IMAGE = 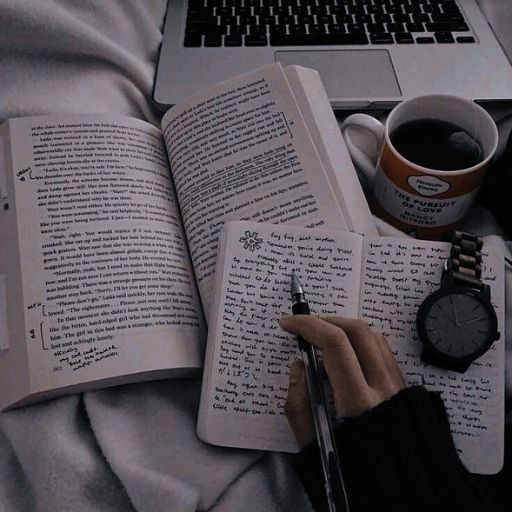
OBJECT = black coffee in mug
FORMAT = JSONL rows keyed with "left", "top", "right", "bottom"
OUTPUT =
{"left": 390, "top": 119, "right": 483, "bottom": 171}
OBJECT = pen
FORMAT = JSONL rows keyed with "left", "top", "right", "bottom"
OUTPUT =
{"left": 290, "top": 272, "right": 350, "bottom": 512}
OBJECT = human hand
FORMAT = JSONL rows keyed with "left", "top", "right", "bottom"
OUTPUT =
{"left": 279, "top": 316, "right": 405, "bottom": 448}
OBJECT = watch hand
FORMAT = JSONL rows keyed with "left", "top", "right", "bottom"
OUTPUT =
{"left": 450, "top": 296, "right": 460, "bottom": 327}
{"left": 457, "top": 317, "right": 486, "bottom": 327}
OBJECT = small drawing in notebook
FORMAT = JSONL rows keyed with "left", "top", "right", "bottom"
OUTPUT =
{"left": 239, "top": 231, "right": 263, "bottom": 251}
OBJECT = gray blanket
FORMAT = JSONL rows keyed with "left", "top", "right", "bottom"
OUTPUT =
{"left": 0, "top": 1, "right": 510, "bottom": 511}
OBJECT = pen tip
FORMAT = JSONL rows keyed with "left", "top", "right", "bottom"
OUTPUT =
{"left": 291, "top": 271, "right": 303, "bottom": 295}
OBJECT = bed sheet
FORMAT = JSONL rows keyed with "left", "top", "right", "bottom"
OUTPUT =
{"left": 0, "top": 1, "right": 510, "bottom": 511}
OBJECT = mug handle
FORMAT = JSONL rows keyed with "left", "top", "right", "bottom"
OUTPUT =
{"left": 340, "top": 114, "right": 386, "bottom": 192}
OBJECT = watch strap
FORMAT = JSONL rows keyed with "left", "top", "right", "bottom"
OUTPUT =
{"left": 445, "top": 231, "right": 484, "bottom": 290}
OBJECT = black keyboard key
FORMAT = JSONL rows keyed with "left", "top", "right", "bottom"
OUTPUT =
{"left": 260, "top": 15, "right": 277, "bottom": 25}
{"left": 245, "top": 34, "right": 268, "bottom": 46}
{"left": 443, "top": 3, "right": 463, "bottom": 14}
{"left": 311, "top": 5, "right": 330, "bottom": 15}
{"left": 203, "top": 25, "right": 228, "bottom": 35}
{"left": 270, "top": 33, "right": 369, "bottom": 45}
{"left": 375, "top": 13, "right": 392, "bottom": 23}
{"left": 269, "top": 24, "right": 287, "bottom": 35}
{"left": 331, "top": 6, "right": 349, "bottom": 16}
{"left": 347, "top": 23, "right": 365, "bottom": 33}
{"left": 387, "top": 22, "right": 405, "bottom": 32}
{"left": 249, "top": 25, "right": 267, "bottom": 35}
{"left": 366, "top": 23, "right": 386, "bottom": 33}
{"left": 309, "top": 24, "right": 327, "bottom": 34}
{"left": 186, "top": 9, "right": 208, "bottom": 23}
{"left": 233, "top": 6, "right": 251, "bottom": 16}
{"left": 412, "top": 13, "right": 431, "bottom": 23}
{"left": 327, "top": 24, "right": 346, "bottom": 34}
{"left": 297, "top": 14, "right": 315, "bottom": 25}
{"left": 456, "top": 36, "right": 475, "bottom": 43}
{"left": 230, "top": 25, "right": 248, "bottom": 35}
{"left": 219, "top": 15, "right": 237, "bottom": 25}
{"left": 239, "top": 15, "right": 255, "bottom": 25}
{"left": 404, "top": 4, "right": 423, "bottom": 14}
{"left": 395, "top": 32, "right": 414, "bottom": 44}
{"left": 185, "top": 23, "right": 201, "bottom": 35}
{"left": 393, "top": 13, "right": 411, "bottom": 23}
{"left": 406, "top": 22, "right": 425, "bottom": 32}
{"left": 290, "top": 24, "right": 307, "bottom": 34}
{"left": 370, "top": 32, "right": 394, "bottom": 44}
{"left": 274, "top": 6, "right": 290, "bottom": 16}
{"left": 318, "top": 14, "right": 336, "bottom": 24}
{"left": 217, "top": 7, "right": 232, "bottom": 16}
{"left": 224, "top": 34, "right": 243, "bottom": 46}
{"left": 416, "top": 36, "right": 435, "bottom": 44}
{"left": 367, "top": 5, "right": 385, "bottom": 14}
{"left": 204, "top": 34, "right": 222, "bottom": 46}
{"left": 434, "top": 31, "right": 455, "bottom": 43}
{"left": 336, "top": 14, "right": 354, "bottom": 24}
{"left": 386, "top": 5, "right": 404, "bottom": 14}
{"left": 276, "top": 14, "right": 295, "bottom": 24}
{"left": 290, "top": 5, "right": 310, "bottom": 16}
{"left": 184, "top": 35, "right": 202, "bottom": 47}
{"left": 425, "top": 22, "right": 469, "bottom": 32}
{"left": 354, "top": 13, "right": 373, "bottom": 23}
{"left": 431, "top": 13, "right": 464, "bottom": 23}
{"left": 201, "top": 15, "right": 220, "bottom": 27}
{"left": 347, "top": 5, "right": 366, "bottom": 15}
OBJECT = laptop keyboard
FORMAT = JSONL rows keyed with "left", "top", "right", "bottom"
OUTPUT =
{"left": 184, "top": 0, "right": 475, "bottom": 47}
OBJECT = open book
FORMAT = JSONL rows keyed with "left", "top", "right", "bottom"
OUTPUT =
{"left": 198, "top": 221, "right": 505, "bottom": 475}
{"left": 0, "top": 63, "right": 375, "bottom": 410}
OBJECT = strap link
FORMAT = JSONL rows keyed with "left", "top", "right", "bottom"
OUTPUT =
{"left": 446, "top": 231, "right": 484, "bottom": 289}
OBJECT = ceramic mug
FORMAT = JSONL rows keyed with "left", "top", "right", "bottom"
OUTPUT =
{"left": 341, "top": 95, "right": 499, "bottom": 238}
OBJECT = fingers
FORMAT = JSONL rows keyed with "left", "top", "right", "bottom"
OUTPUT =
{"left": 280, "top": 315, "right": 367, "bottom": 390}
{"left": 280, "top": 315, "right": 377, "bottom": 416}
{"left": 280, "top": 315, "right": 405, "bottom": 418}
{"left": 284, "top": 360, "right": 314, "bottom": 448}
{"left": 373, "top": 332, "right": 406, "bottom": 392}
{"left": 322, "top": 317, "right": 404, "bottom": 396}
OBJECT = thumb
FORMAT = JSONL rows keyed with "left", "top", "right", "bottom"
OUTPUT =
{"left": 285, "top": 360, "right": 314, "bottom": 448}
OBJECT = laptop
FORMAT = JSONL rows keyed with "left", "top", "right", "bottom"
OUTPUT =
{"left": 153, "top": 0, "right": 512, "bottom": 110}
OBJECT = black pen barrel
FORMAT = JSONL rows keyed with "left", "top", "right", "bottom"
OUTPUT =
{"left": 292, "top": 301, "right": 310, "bottom": 316}
{"left": 292, "top": 300, "right": 310, "bottom": 351}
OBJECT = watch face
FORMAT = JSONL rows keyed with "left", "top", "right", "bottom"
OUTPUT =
{"left": 422, "top": 292, "right": 494, "bottom": 359}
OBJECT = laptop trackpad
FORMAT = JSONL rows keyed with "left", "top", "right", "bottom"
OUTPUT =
{"left": 275, "top": 50, "right": 401, "bottom": 100}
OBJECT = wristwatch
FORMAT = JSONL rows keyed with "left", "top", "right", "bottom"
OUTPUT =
{"left": 416, "top": 231, "right": 500, "bottom": 373}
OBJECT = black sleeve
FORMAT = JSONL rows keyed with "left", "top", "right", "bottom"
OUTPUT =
{"left": 292, "top": 386, "right": 505, "bottom": 512}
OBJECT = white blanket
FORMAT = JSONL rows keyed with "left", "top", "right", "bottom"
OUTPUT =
{"left": 0, "top": 1, "right": 510, "bottom": 511}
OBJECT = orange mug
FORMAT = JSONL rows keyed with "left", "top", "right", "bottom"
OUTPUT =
{"left": 341, "top": 95, "right": 499, "bottom": 239}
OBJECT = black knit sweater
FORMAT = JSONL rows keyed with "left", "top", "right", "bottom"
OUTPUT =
{"left": 293, "top": 386, "right": 511, "bottom": 512}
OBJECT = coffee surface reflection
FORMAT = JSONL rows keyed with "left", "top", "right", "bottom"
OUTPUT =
{"left": 390, "top": 119, "right": 483, "bottom": 171}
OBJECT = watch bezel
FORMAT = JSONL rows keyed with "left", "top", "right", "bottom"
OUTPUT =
{"left": 417, "top": 285, "right": 499, "bottom": 367}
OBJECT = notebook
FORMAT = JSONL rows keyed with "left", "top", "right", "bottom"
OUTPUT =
{"left": 154, "top": 0, "right": 512, "bottom": 110}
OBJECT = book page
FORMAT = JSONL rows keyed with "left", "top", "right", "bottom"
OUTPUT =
{"left": 7, "top": 114, "right": 205, "bottom": 393}
{"left": 359, "top": 237, "right": 505, "bottom": 474}
{"left": 161, "top": 63, "right": 348, "bottom": 319}
{"left": 198, "top": 221, "right": 363, "bottom": 451}
{"left": 0, "top": 135, "right": 8, "bottom": 350}
{"left": 283, "top": 66, "right": 377, "bottom": 236}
